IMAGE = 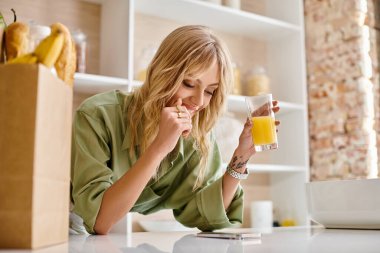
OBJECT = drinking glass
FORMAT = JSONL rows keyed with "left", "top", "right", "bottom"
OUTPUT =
{"left": 245, "top": 94, "right": 278, "bottom": 152}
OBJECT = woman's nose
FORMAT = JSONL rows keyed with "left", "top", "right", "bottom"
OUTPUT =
{"left": 191, "top": 91, "right": 204, "bottom": 107}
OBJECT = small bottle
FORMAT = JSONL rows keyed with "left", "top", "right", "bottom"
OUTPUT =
{"left": 223, "top": 0, "right": 240, "bottom": 9}
{"left": 231, "top": 62, "right": 242, "bottom": 95}
{"left": 272, "top": 207, "right": 281, "bottom": 227}
{"left": 72, "top": 30, "right": 87, "bottom": 73}
{"left": 28, "top": 22, "right": 51, "bottom": 52}
{"left": 245, "top": 66, "right": 270, "bottom": 96}
{"left": 281, "top": 207, "right": 296, "bottom": 227}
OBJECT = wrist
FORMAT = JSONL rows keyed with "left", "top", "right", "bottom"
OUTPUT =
{"left": 233, "top": 147, "right": 251, "bottom": 160}
{"left": 228, "top": 153, "right": 249, "bottom": 174}
{"left": 226, "top": 165, "right": 249, "bottom": 180}
{"left": 148, "top": 139, "right": 170, "bottom": 161}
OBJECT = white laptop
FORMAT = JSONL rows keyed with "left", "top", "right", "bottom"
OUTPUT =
{"left": 306, "top": 178, "right": 380, "bottom": 229}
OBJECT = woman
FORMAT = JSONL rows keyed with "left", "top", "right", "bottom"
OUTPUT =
{"left": 70, "top": 25, "right": 279, "bottom": 235}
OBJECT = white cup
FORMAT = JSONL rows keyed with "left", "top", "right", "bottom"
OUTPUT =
{"left": 250, "top": 201, "right": 273, "bottom": 229}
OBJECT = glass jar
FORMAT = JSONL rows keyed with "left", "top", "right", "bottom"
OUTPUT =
{"left": 135, "top": 45, "right": 157, "bottom": 82}
{"left": 222, "top": 0, "right": 240, "bottom": 9}
{"left": 0, "top": 21, "right": 5, "bottom": 63}
{"left": 231, "top": 62, "right": 242, "bottom": 95}
{"left": 28, "top": 23, "right": 51, "bottom": 52}
{"left": 245, "top": 66, "right": 270, "bottom": 96}
{"left": 72, "top": 30, "right": 87, "bottom": 73}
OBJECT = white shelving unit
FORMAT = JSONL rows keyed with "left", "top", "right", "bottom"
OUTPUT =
{"left": 74, "top": 73, "right": 141, "bottom": 94}
{"left": 79, "top": 0, "right": 309, "bottom": 229}
{"left": 222, "top": 163, "right": 305, "bottom": 173}
{"left": 227, "top": 94, "right": 305, "bottom": 115}
{"left": 135, "top": 0, "right": 300, "bottom": 40}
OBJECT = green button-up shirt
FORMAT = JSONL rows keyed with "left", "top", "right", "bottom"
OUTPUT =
{"left": 71, "top": 90, "right": 243, "bottom": 234}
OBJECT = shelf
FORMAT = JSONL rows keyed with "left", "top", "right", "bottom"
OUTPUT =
{"left": 81, "top": 0, "right": 102, "bottom": 4}
{"left": 135, "top": 0, "right": 300, "bottom": 41}
{"left": 227, "top": 94, "right": 305, "bottom": 116}
{"left": 74, "top": 73, "right": 142, "bottom": 94}
{"left": 222, "top": 163, "right": 305, "bottom": 173}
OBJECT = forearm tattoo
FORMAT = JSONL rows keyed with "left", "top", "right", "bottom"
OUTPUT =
{"left": 228, "top": 155, "right": 248, "bottom": 171}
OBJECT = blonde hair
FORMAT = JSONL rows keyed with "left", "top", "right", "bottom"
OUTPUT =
{"left": 126, "top": 25, "right": 233, "bottom": 190}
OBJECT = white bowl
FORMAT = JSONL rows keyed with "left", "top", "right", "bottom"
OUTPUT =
{"left": 138, "top": 220, "right": 196, "bottom": 232}
{"left": 306, "top": 178, "right": 380, "bottom": 229}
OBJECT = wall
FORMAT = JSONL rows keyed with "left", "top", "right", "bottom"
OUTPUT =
{"left": 374, "top": 0, "right": 380, "bottom": 177}
{"left": 304, "top": 0, "right": 380, "bottom": 180}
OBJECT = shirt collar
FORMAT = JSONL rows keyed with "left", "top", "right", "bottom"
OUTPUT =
{"left": 121, "top": 126, "right": 137, "bottom": 150}
{"left": 121, "top": 127, "right": 185, "bottom": 161}
{"left": 121, "top": 95, "right": 138, "bottom": 150}
{"left": 169, "top": 137, "right": 185, "bottom": 163}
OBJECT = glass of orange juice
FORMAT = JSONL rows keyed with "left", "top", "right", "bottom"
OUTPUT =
{"left": 245, "top": 94, "right": 278, "bottom": 152}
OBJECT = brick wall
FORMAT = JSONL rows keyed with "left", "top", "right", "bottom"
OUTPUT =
{"left": 304, "top": 0, "right": 380, "bottom": 180}
{"left": 371, "top": 0, "right": 380, "bottom": 177}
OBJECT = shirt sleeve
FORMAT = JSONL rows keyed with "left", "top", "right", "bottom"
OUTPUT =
{"left": 173, "top": 138, "right": 244, "bottom": 231}
{"left": 71, "top": 110, "right": 113, "bottom": 234}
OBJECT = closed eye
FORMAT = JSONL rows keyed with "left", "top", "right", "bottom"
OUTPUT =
{"left": 183, "top": 80, "right": 216, "bottom": 96}
{"left": 182, "top": 80, "right": 194, "bottom": 88}
{"left": 205, "top": 90, "right": 214, "bottom": 96}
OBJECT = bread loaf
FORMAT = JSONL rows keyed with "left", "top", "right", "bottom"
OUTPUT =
{"left": 5, "top": 22, "right": 29, "bottom": 61}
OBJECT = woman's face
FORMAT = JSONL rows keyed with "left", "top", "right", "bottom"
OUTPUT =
{"left": 168, "top": 61, "right": 219, "bottom": 118}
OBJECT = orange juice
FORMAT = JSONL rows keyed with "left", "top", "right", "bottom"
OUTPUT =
{"left": 251, "top": 116, "right": 276, "bottom": 145}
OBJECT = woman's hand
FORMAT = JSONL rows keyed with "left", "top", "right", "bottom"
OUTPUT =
{"left": 272, "top": 100, "right": 281, "bottom": 130}
{"left": 251, "top": 100, "right": 280, "bottom": 118}
{"left": 234, "top": 100, "right": 281, "bottom": 160}
{"left": 152, "top": 98, "right": 192, "bottom": 155}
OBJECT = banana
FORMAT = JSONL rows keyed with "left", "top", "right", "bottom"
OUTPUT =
{"left": 5, "top": 22, "right": 29, "bottom": 61}
{"left": 34, "top": 30, "right": 64, "bottom": 68}
{"left": 51, "top": 23, "right": 76, "bottom": 86}
{"left": 6, "top": 52, "right": 38, "bottom": 64}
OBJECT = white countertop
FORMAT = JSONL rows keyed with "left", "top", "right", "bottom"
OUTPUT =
{"left": 2, "top": 226, "right": 380, "bottom": 253}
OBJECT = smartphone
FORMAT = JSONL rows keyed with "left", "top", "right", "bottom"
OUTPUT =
{"left": 196, "top": 231, "right": 261, "bottom": 240}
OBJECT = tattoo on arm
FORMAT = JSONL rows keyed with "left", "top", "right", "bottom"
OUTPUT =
{"left": 228, "top": 156, "right": 248, "bottom": 171}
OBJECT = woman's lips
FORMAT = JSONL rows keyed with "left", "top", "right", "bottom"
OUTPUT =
{"left": 184, "top": 105, "right": 199, "bottom": 116}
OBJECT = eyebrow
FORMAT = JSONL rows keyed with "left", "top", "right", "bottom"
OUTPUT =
{"left": 194, "top": 78, "right": 219, "bottom": 87}
{"left": 185, "top": 76, "right": 219, "bottom": 87}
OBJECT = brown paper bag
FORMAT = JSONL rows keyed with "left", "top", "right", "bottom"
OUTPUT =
{"left": 0, "top": 64, "right": 72, "bottom": 249}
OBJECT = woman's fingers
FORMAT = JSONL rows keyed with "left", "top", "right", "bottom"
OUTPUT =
{"left": 272, "top": 106, "right": 280, "bottom": 113}
{"left": 253, "top": 101, "right": 280, "bottom": 117}
{"left": 252, "top": 102, "right": 270, "bottom": 117}
{"left": 176, "top": 112, "right": 192, "bottom": 137}
{"left": 275, "top": 120, "right": 280, "bottom": 126}
{"left": 174, "top": 97, "right": 191, "bottom": 117}
{"left": 175, "top": 111, "right": 190, "bottom": 119}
